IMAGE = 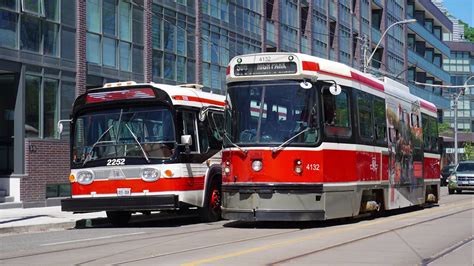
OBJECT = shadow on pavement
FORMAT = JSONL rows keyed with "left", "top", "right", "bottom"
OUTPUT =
{"left": 74, "top": 211, "right": 203, "bottom": 230}
{"left": 222, "top": 205, "right": 428, "bottom": 229}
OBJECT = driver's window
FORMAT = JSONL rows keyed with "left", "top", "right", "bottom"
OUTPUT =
{"left": 182, "top": 111, "right": 198, "bottom": 152}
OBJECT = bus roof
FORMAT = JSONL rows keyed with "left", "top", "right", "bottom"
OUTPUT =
{"left": 86, "top": 82, "right": 225, "bottom": 109}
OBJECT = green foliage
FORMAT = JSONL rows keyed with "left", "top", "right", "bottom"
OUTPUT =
{"left": 459, "top": 20, "right": 474, "bottom": 42}
{"left": 464, "top": 142, "right": 474, "bottom": 160}
{"left": 438, "top": 122, "right": 452, "bottom": 135}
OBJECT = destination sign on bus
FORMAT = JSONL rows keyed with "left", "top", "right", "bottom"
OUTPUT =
{"left": 234, "top": 62, "right": 297, "bottom": 76}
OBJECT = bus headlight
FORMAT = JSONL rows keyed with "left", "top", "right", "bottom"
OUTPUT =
{"left": 141, "top": 168, "right": 160, "bottom": 182}
{"left": 252, "top": 160, "right": 263, "bottom": 172}
{"left": 77, "top": 171, "right": 94, "bottom": 185}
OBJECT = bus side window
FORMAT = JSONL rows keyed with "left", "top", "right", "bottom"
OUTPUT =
{"left": 322, "top": 87, "right": 351, "bottom": 138}
{"left": 182, "top": 111, "right": 199, "bottom": 153}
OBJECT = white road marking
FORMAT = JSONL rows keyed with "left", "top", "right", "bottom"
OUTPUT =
{"left": 41, "top": 232, "right": 146, "bottom": 246}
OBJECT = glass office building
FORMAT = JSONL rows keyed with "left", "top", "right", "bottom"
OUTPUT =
{"left": 0, "top": 0, "right": 452, "bottom": 206}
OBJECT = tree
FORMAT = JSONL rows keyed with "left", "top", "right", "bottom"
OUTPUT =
{"left": 438, "top": 122, "right": 452, "bottom": 136}
{"left": 459, "top": 20, "right": 474, "bottom": 42}
{"left": 464, "top": 142, "right": 474, "bottom": 161}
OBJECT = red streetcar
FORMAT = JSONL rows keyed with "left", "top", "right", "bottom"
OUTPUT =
{"left": 221, "top": 53, "right": 440, "bottom": 221}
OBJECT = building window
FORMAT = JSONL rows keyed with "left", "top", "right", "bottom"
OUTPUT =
{"left": 21, "top": 15, "right": 41, "bottom": 53}
{"left": 22, "top": 0, "right": 44, "bottom": 15}
{"left": 44, "top": 0, "right": 59, "bottom": 21}
{"left": 119, "top": 0, "right": 131, "bottom": 41}
{"left": 25, "top": 74, "right": 61, "bottom": 139}
{"left": 61, "top": 27, "right": 75, "bottom": 60}
{"left": 86, "top": 0, "right": 101, "bottom": 33}
{"left": 44, "top": 22, "right": 59, "bottom": 56}
{"left": 119, "top": 41, "right": 131, "bottom": 71}
{"left": 0, "top": 10, "right": 18, "bottom": 49}
{"left": 43, "top": 78, "right": 59, "bottom": 138}
{"left": 25, "top": 75, "right": 41, "bottom": 138}
{"left": 86, "top": 33, "right": 101, "bottom": 64}
{"left": 103, "top": 37, "right": 116, "bottom": 67}
{"left": 103, "top": 0, "right": 116, "bottom": 36}
{"left": 61, "top": 0, "right": 75, "bottom": 27}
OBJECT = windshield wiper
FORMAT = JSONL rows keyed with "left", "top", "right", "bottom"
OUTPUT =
{"left": 272, "top": 127, "right": 311, "bottom": 154}
{"left": 224, "top": 132, "right": 247, "bottom": 155}
{"left": 82, "top": 124, "right": 115, "bottom": 166}
{"left": 125, "top": 123, "right": 150, "bottom": 163}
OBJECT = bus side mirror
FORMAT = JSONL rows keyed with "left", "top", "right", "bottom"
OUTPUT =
{"left": 181, "top": 135, "right": 192, "bottom": 153}
{"left": 57, "top": 119, "right": 72, "bottom": 135}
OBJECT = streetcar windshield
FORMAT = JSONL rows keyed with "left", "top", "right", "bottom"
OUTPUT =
{"left": 72, "top": 107, "right": 176, "bottom": 165}
{"left": 225, "top": 80, "right": 318, "bottom": 146}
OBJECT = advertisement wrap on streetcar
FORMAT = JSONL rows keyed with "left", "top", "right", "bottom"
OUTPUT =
{"left": 60, "top": 82, "right": 225, "bottom": 226}
{"left": 222, "top": 53, "right": 441, "bottom": 221}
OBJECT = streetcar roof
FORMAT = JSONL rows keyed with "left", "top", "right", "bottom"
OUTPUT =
{"left": 227, "top": 52, "right": 438, "bottom": 117}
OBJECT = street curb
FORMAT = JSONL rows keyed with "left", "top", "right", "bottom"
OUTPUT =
{"left": 0, "top": 221, "right": 76, "bottom": 235}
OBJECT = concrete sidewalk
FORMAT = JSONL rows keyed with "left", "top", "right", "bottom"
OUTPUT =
{"left": 0, "top": 206, "right": 108, "bottom": 235}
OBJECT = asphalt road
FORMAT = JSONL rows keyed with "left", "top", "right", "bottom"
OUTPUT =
{"left": 0, "top": 187, "right": 472, "bottom": 265}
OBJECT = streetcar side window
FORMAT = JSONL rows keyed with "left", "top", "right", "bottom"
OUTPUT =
{"left": 373, "top": 97, "right": 387, "bottom": 144}
{"left": 421, "top": 114, "right": 430, "bottom": 151}
{"left": 357, "top": 92, "right": 373, "bottom": 140}
{"left": 322, "top": 88, "right": 351, "bottom": 138}
{"left": 429, "top": 116, "right": 438, "bottom": 152}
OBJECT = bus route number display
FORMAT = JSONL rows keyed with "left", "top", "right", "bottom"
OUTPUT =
{"left": 234, "top": 62, "right": 297, "bottom": 76}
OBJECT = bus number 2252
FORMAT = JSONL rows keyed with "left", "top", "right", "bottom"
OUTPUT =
{"left": 107, "top": 159, "right": 125, "bottom": 166}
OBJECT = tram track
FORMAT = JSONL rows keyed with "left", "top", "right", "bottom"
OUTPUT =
{"left": 181, "top": 198, "right": 473, "bottom": 266}
{"left": 268, "top": 206, "right": 473, "bottom": 265}
{"left": 0, "top": 224, "right": 227, "bottom": 261}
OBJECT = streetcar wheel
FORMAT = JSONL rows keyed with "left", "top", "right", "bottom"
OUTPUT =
{"left": 456, "top": 189, "right": 462, "bottom": 194}
{"left": 106, "top": 211, "right": 131, "bottom": 227}
{"left": 199, "top": 177, "right": 222, "bottom": 222}
{"left": 448, "top": 189, "right": 454, "bottom": 195}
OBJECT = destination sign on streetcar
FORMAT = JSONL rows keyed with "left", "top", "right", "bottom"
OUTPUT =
{"left": 234, "top": 62, "right": 297, "bottom": 76}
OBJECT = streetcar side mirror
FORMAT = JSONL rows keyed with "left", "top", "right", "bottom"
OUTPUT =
{"left": 198, "top": 107, "right": 208, "bottom": 122}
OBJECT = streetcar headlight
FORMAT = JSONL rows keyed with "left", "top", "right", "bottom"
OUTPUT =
{"left": 141, "top": 168, "right": 160, "bottom": 182}
{"left": 224, "top": 166, "right": 231, "bottom": 175}
{"left": 252, "top": 160, "right": 263, "bottom": 172}
{"left": 294, "top": 160, "right": 303, "bottom": 174}
{"left": 77, "top": 171, "right": 94, "bottom": 185}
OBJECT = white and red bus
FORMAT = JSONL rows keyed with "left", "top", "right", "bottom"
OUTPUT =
{"left": 61, "top": 82, "right": 225, "bottom": 226}
{"left": 222, "top": 53, "right": 440, "bottom": 221}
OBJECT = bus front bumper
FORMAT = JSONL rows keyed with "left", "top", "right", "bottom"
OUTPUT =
{"left": 61, "top": 195, "right": 179, "bottom": 212}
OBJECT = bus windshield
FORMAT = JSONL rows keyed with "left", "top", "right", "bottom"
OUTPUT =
{"left": 225, "top": 80, "right": 318, "bottom": 146}
{"left": 72, "top": 106, "right": 176, "bottom": 165}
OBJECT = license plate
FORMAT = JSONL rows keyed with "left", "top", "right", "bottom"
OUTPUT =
{"left": 117, "top": 188, "right": 131, "bottom": 196}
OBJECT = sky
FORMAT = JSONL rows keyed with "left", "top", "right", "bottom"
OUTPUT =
{"left": 442, "top": 0, "right": 474, "bottom": 27}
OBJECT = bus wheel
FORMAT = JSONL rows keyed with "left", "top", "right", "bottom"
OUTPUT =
{"left": 200, "top": 177, "right": 222, "bottom": 222}
{"left": 448, "top": 188, "right": 454, "bottom": 195}
{"left": 106, "top": 211, "right": 131, "bottom": 227}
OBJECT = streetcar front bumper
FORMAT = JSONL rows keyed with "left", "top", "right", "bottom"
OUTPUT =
{"left": 221, "top": 184, "right": 331, "bottom": 221}
{"left": 61, "top": 195, "right": 179, "bottom": 213}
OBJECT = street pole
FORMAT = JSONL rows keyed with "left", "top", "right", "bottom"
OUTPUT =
{"left": 453, "top": 93, "right": 459, "bottom": 165}
{"left": 364, "top": 19, "right": 417, "bottom": 73}
{"left": 454, "top": 75, "right": 474, "bottom": 164}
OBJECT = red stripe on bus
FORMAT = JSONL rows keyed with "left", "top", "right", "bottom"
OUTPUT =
{"left": 351, "top": 71, "right": 385, "bottom": 92}
{"left": 72, "top": 176, "right": 205, "bottom": 195}
{"left": 173, "top": 95, "right": 225, "bottom": 107}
